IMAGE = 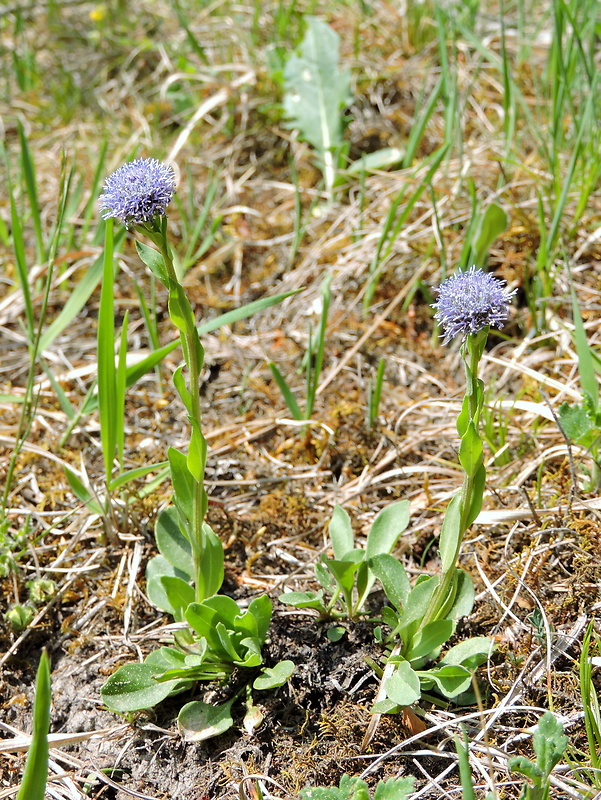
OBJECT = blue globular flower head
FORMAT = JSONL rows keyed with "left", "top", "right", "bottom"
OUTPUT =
{"left": 99, "top": 158, "right": 176, "bottom": 227}
{"left": 432, "top": 266, "right": 516, "bottom": 344}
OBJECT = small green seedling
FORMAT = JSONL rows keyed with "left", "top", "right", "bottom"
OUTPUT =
{"left": 299, "top": 773, "right": 414, "bottom": 800}
{"left": 509, "top": 712, "right": 568, "bottom": 800}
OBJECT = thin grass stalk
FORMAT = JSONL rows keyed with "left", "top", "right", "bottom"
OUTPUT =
{"left": 1, "top": 157, "right": 71, "bottom": 516}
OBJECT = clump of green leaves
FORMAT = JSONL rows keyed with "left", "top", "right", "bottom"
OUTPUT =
{"left": 368, "top": 565, "right": 490, "bottom": 710}
{"left": 509, "top": 712, "right": 568, "bottom": 800}
{"left": 283, "top": 16, "right": 352, "bottom": 198}
{"left": 280, "top": 501, "right": 411, "bottom": 624}
{"left": 101, "top": 466, "right": 294, "bottom": 739}
{"left": 299, "top": 774, "right": 414, "bottom": 800}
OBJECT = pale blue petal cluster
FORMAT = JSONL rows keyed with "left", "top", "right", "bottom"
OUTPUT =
{"left": 99, "top": 158, "right": 176, "bottom": 226}
{"left": 432, "top": 266, "right": 516, "bottom": 344}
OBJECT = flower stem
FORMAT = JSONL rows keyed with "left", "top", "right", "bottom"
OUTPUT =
{"left": 421, "top": 332, "right": 486, "bottom": 626}
{"left": 150, "top": 225, "right": 208, "bottom": 597}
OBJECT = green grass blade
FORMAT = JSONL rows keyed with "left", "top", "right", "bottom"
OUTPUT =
{"left": 38, "top": 227, "right": 126, "bottom": 352}
{"left": 402, "top": 75, "right": 443, "bottom": 168}
{"left": 269, "top": 362, "right": 303, "bottom": 420}
{"left": 454, "top": 730, "right": 476, "bottom": 800}
{"left": 17, "top": 119, "right": 44, "bottom": 264}
{"left": 80, "top": 136, "right": 108, "bottom": 239}
{"left": 38, "top": 358, "right": 75, "bottom": 420}
{"left": 109, "top": 460, "right": 169, "bottom": 492}
{"left": 116, "top": 310, "right": 129, "bottom": 470}
{"left": 580, "top": 622, "right": 601, "bottom": 772}
{"left": 182, "top": 173, "right": 220, "bottom": 268}
{"left": 542, "top": 93, "right": 592, "bottom": 265}
{"left": 97, "top": 220, "right": 118, "bottom": 480}
{"left": 3, "top": 145, "right": 35, "bottom": 343}
{"left": 16, "top": 651, "right": 50, "bottom": 800}
{"left": 66, "top": 288, "right": 304, "bottom": 430}
{"left": 306, "top": 275, "right": 331, "bottom": 420}
{"left": 570, "top": 279, "right": 598, "bottom": 411}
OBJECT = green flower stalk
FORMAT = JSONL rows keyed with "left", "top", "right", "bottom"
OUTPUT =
{"left": 422, "top": 267, "right": 516, "bottom": 625}
{"left": 99, "top": 158, "right": 208, "bottom": 598}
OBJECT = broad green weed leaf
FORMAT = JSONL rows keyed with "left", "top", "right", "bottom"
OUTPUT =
{"left": 247, "top": 594, "right": 272, "bottom": 642}
{"left": 366, "top": 500, "right": 410, "bottom": 559}
{"left": 385, "top": 661, "right": 421, "bottom": 707}
{"left": 178, "top": 697, "right": 235, "bottom": 742}
{"left": 315, "top": 561, "right": 335, "bottom": 591}
{"left": 172, "top": 364, "right": 192, "bottom": 414}
{"left": 471, "top": 203, "right": 508, "bottom": 267}
{"left": 329, "top": 504, "right": 353, "bottom": 560}
{"left": 508, "top": 755, "right": 544, "bottom": 782}
{"left": 369, "top": 553, "right": 410, "bottom": 611}
{"left": 215, "top": 622, "right": 243, "bottom": 661}
{"left": 101, "top": 663, "right": 179, "bottom": 712}
{"left": 160, "top": 576, "right": 195, "bottom": 619}
{"left": 534, "top": 712, "right": 568, "bottom": 776}
{"left": 441, "top": 636, "right": 491, "bottom": 670}
{"left": 324, "top": 557, "right": 361, "bottom": 612}
{"left": 444, "top": 569, "right": 475, "bottom": 621}
{"left": 381, "top": 606, "right": 400, "bottom": 628}
{"left": 155, "top": 506, "right": 194, "bottom": 578}
{"left": 372, "top": 776, "right": 415, "bottom": 800}
{"left": 398, "top": 575, "right": 438, "bottom": 639}
{"left": 356, "top": 500, "right": 410, "bottom": 610}
{"left": 135, "top": 240, "right": 168, "bottom": 283}
{"left": 145, "top": 646, "right": 187, "bottom": 671}
{"left": 458, "top": 421, "right": 483, "bottom": 478}
{"left": 283, "top": 16, "right": 352, "bottom": 195}
{"left": 146, "top": 554, "right": 191, "bottom": 614}
{"left": 438, "top": 493, "right": 462, "bottom": 573}
{"left": 421, "top": 664, "right": 472, "bottom": 698}
{"left": 168, "top": 447, "right": 195, "bottom": 537}
{"left": 558, "top": 401, "right": 596, "bottom": 443}
{"left": 279, "top": 590, "right": 327, "bottom": 614}
{"left": 186, "top": 417, "right": 206, "bottom": 482}
{"left": 168, "top": 281, "right": 196, "bottom": 335}
{"left": 233, "top": 609, "right": 259, "bottom": 639}
{"left": 371, "top": 697, "right": 400, "bottom": 715}
{"left": 406, "top": 619, "right": 454, "bottom": 664}
{"left": 456, "top": 396, "right": 470, "bottom": 437}
{"left": 466, "top": 463, "right": 486, "bottom": 526}
{"left": 327, "top": 626, "right": 345, "bottom": 642}
{"left": 196, "top": 522, "right": 224, "bottom": 600}
{"left": 253, "top": 660, "right": 295, "bottom": 690}
{"left": 299, "top": 774, "right": 362, "bottom": 800}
